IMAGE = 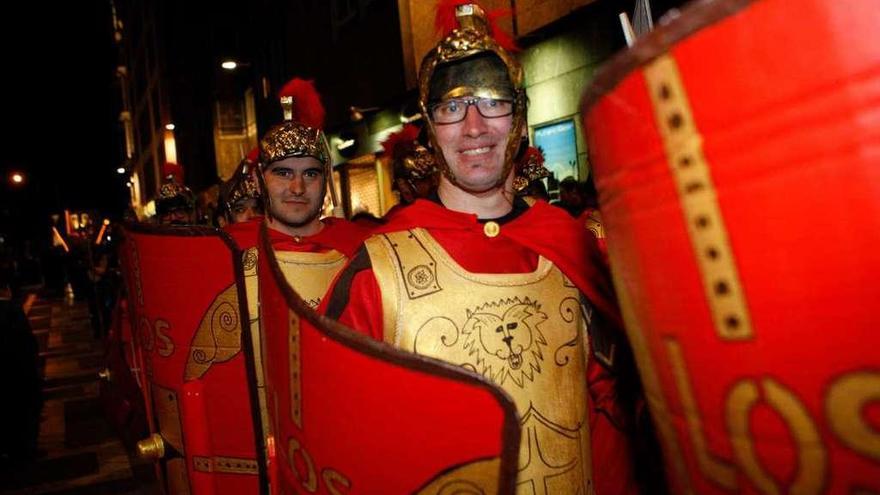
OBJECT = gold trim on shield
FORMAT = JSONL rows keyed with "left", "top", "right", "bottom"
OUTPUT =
{"left": 193, "top": 456, "right": 260, "bottom": 475}
{"left": 290, "top": 309, "right": 303, "bottom": 429}
{"left": 644, "top": 54, "right": 754, "bottom": 341}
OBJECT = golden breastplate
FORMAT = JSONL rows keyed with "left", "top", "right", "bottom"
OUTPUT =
{"left": 243, "top": 247, "right": 348, "bottom": 358}
{"left": 366, "top": 229, "right": 594, "bottom": 495}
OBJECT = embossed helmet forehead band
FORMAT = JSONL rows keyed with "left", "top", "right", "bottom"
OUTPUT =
{"left": 429, "top": 53, "right": 514, "bottom": 103}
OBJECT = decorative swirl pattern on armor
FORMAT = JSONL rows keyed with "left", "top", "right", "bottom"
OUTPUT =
{"left": 555, "top": 297, "right": 582, "bottom": 367}
{"left": 414, "top": 317, "right": 461, "bottom": 355}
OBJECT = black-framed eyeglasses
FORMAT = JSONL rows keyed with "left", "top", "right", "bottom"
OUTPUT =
{"left": 430, "top": 97, "right": 514, "bottom": 124}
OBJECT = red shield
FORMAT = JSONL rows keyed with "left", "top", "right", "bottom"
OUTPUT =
{"left": 122, "top": 224, "right": 264, "bottom": 495}
{"left": 257, "top": 224, "right": 520, "bottom": 494}
{"left": 582, "top": 0, "right": 880, "bottom": 493}
{"left": 99, "top": 296, "right": 149, "bottom": 449}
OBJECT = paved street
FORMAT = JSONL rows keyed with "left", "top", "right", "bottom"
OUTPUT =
{"left": 1, "top": 293, "right": 155, "bottom": 495}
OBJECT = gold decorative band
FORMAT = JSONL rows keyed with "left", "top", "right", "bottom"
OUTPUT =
{"left": 193, "top": 456, "right": 259, "bottom": 475}
{"left": 644, "top": 54, "right": 754, "bottom": 341}
{"left": 290, "top": 309, "right": 303, "bottom": 429}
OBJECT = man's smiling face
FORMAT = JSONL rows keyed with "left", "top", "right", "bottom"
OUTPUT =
{"left": 433, "top": 104, "right": 512, "bottom": 193}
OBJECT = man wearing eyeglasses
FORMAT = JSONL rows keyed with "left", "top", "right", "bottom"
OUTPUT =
{"left": 324, "top": 3, "right": 642, "bottom": 494}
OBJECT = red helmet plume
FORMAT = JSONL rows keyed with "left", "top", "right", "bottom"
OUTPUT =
{"left": 434, "top": 0, "right": 518, "bottom": 52}
{"left": 381, "top": 124, "right": 421, "bottom": 160}
{"left": 278, "top": 78, "right": 326, "bottom": 129}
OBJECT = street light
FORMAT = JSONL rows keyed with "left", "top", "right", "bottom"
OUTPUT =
{"left": 221, "top": 59, "right": 251, "bottom": 71}
{"left": 165, "top": 123, "right": 175, "bottom": 131}
{"left": 116, "top": 167, "right": 126, "bottom": 174}
{"left": 10, "top": 172, "right": 24, "bottom": 185}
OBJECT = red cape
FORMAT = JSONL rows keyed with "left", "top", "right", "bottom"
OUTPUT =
{"left": 224, "top": 216, "right": 369, "bottom": 257}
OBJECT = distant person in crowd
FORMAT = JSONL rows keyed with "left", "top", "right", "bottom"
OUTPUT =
{"left": 552, "top": 175, "right": 585, "bottom": 217}
{"left": 580, "top": 176, "right": 600, "bottom": 211}
{"left": 0, "top": 296, "right": 43, "bottom": 467}
{"left": 220, "top": 148, "right": 264, "bottom": 225}
{"left": 380, "top": 123, "right": 438, "bottom": 213}
{"left": 513, "top": 146, "right": 551, "bottom": 202}
{"left": 156, "top": 176, "right": 197, "bottom": 225}
{"left": 522, "top": 179, "right": 550, "bottom": 202}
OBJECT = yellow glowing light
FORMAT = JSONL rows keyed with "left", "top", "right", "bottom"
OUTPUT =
{"left": 165, "top": 123, "right": 175, "bottom": 131}
{"left": 11, "top": 172, "right": 24, "bottom": 184}
{"left": 52, "top": 227, "right": 70, "bottom": 253}
{"left": 95, "top": 223, "right": 108, "bottom": 245}
{"left": 103, "top": 219, "right": 111, "bottom": 226}
{"left": 164, "top": 132, "right": 177, "bottom": 164}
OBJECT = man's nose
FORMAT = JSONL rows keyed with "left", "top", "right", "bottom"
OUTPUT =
{"left": 462, "top": 105, "right": 488, "bottom": 137}
{"left": 288, "top": 175, "right": 305, "bottom": 194}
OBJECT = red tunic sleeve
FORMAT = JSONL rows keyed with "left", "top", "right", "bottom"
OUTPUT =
{"left": 334, "top": 268, "right": 385, "bottom": 341}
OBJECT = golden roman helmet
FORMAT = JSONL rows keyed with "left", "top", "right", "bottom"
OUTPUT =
{"left": 380, "top": 123, "right": 438, "bottom": 184}
{"left": 156, "top": 174, "right": 196, "bottom": 216}
{"left": 513, "top": 146, "right": 551, "bottom": 192}
{"left": 258, "top": 78, "right": 341, "bottom": 214}
{"left": 221, "top": 148, "right": 263, "bottom": 214}
{"left": 260, "top": 78, "right": 330, "bottom": 169}
{"left": 418, "top": 2, "right": 526, "bottom": 190}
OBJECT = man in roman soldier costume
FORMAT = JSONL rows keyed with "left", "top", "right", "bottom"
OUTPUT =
{"left": 156, "top": 165, "right": 197, "bottom": 225}
{"left": 513, "top": 145, "right": 552, "bottom": 202}
{"left": 219, "top": 147, "right": 263, "bottom": 225}
{"left": 324, "top": 3, "right": 641, "bottom": 494}
{"left": 220, "top": 79, "right": 369, "bottom": 486}
{"left": 224, "top": 78, "right": 366, "bottom": 257}
{"left": 381, "top": 123, "right": 439, "bottom": 209}
{"left": 224, "top": 78, "right": 367, "bottom": 347}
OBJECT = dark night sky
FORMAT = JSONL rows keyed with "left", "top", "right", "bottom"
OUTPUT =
{"left": 1, "top": 3, "right": 123, "bottom": 227}
{"left": 0, "top": 0, "right": 688, "bottom": 241}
